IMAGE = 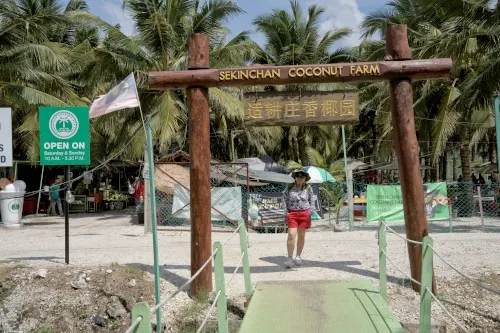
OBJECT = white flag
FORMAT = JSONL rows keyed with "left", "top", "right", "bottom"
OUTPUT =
{"left": 89, "top": 73, "right": 140, "bottom": 118}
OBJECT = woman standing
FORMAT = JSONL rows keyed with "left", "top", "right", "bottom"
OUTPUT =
{"left": 283, "top": 168, "right": 314, "bottom": 268}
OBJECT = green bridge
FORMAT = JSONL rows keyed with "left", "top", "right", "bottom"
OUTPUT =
{"left": 239, "top": 279, "right": 403, "bottom": 333}
{"left": 126, "top": 219, "right": 467, "bottom": 333}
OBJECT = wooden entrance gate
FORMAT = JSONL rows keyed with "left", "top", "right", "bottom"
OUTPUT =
{"left": 148, "top": 25, "right": 451, "bottom": 296}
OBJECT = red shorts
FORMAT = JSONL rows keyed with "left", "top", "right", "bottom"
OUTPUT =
{"left": 286, "top": 209, "right": 311, "bottom": 229}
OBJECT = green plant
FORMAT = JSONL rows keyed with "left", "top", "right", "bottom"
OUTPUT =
{"left": 32, "top": 328, "right": 54, "bottom": 333}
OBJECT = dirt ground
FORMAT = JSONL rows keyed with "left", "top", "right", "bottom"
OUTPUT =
{"left": 0, "top": 211, "right": 499, "bottom": 332}
{"left": 0, "top": 262, "right": 155, "bottom": 333}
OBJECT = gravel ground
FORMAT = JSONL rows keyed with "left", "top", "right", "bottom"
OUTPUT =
{"left": 1, "top": 211, "right": 499, "bottom": 332}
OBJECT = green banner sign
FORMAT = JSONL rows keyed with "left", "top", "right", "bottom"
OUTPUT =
{"left": 39, "top": 107, "right": 90, "bottom": 165}
{"left": 367, "top": 182, "right": 450, "bottom": 223}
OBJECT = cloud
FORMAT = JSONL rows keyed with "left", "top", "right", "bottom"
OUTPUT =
{"left": 100, "top": 1, "right": 135, "bottom": 36}
{"left": 307, "top": 0, "right": 366, "bottom": 47}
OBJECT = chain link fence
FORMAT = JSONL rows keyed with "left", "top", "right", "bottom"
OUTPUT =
{"left": 447, "top": 181, "right": 499, "bottom": 219}
{"left": 327, "top": 181, "right": 500, "bottom": 226}
{"left": 153, "top": 163, "right": 249, "bottom": 231}
{"left": 150, "top": 166, "right": 499, "bottom": 232}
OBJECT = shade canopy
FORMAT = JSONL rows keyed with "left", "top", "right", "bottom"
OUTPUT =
{"left": 303, "top": 166, "right": 336, "bottom": 183}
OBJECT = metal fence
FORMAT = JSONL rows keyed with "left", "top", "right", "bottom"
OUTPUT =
{"left": 151, "top": 169, "right": 499, "bottom": 232}
{"left": 326, "top": 181, "right": 500, "bottom": 224}
{"left": 154, "top": 163, "right": 249, "bottom": 231}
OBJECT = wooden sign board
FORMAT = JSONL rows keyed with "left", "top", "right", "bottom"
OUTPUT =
{"left": 243, "top": 91, "right": 359, "bottom": 127}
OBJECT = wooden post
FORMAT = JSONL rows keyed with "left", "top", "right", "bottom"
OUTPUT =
{"left": 386, "top": 25, "right": 434, "bottom": 292}
{"left": 188, "top": 33, "right": 212, "bottom": 296}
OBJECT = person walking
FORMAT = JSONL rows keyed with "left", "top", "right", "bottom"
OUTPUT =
{"left": 283, "top": 168, "right": 314, "bottom": 268}
{"left": 47, "top": 178, "right": 63, "bottom": 216}
{"left": 131, "top": 176, "right": 144, "bottom": 213}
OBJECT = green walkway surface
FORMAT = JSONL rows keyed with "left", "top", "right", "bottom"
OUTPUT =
{"left": 239, "top": 279, "right": 404, "bottom": 333}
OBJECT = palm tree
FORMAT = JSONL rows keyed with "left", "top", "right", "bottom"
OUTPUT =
{"left": 0, "top": 0, "right": 92, "bottom": 161}
{"left": 360, "top": 0, "right": 499, "bottom": 180}
{"left": 76, "top": 0, "right": 268, "bottom": 162}
{"left": 253, "top": 0, "right": 352, "bottom": 165}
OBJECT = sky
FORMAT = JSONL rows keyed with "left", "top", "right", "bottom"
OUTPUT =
{"left": 81, "top": 0, "right": 388, "bottom": 47}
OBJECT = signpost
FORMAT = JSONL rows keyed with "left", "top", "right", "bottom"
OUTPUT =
{"left": 243, "top": 91, "right": 359, "bottom": 126}
{"left": 148, "top": 25, "right": 452, "bottom": 294}
{"left": 39, "top": 106, "right": 90, "bottom": 264}
{"left": 39, "top": 107, "right": 90, "bottom": 165}
{"left": 0, "top": 108, "right": 13, "bottom": 167}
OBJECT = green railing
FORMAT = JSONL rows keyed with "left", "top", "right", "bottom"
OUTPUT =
{"left": 125, "top": 219, "right": 252, "bottom": 333}
{"left": 377, "top": 218, "right": 500, "bottom": 333}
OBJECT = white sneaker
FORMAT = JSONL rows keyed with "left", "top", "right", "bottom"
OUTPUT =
{"left": 294, "top": 256, "right": 303, "bottom": 266}
{"left": 284, "top": 257, "right": 294, "bottom": 268}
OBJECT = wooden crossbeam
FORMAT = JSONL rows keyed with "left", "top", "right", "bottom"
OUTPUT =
{"left": 148, "top": 59, "right": 452, "bottom": 89}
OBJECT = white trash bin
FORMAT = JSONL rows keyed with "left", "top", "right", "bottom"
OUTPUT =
{"left": 0, "top": 191, "right": 25, "bottom": 227}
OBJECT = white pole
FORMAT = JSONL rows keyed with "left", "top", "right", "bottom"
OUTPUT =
{"left": 36, "top": 165, "right": 45, "bottom": 215}
{"left": 477, "top": 186, "right": 484, "bottom": 231}
{"left": 347, "top": 169, "right": 354, "bottom": 231}
{"left": 144, "top": 150, "right": 151, "bottom": 234}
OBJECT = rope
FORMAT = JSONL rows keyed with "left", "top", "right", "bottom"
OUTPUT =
{"left": 382, "top": 250, "right": 422, "bottom": 286}
{"left": 196, "top": 290, "right": 222, "bottom": 333}
{"left": 222, "top": 223, "right": 242, "bottom": 246}
{"left": 0, "top": 128, "right": 142, "bottom": 201}
{"left": 150, "top": 248, "right": 219, "bottom": 314}
{"left": 124, "top": 316, "right": 142, "bottom": 333}
{"left": 426, "top": 287, "right": 471, "bottom": 333}
{"left": 227, "top": 252, "right": 245, "bottom": 286}
{"left": 429, "top": 245, "right": 500, "bottom": 296}
{"left": 381, "top": 221, "right": 423, "bottom": 246}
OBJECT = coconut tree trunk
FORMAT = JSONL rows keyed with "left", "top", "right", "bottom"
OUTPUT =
{"left": 430, "top": 165, "right": 437, "bottom": 182}
{"left": 297, "top": 126, "right": 308, "bottom": 166}
{"left": 488, "top": 133, "right": 494, "bottom": 163}
{"left": 460, "top": 144, "right": 472, "bottom": 180}
{"left": 281, "top": 127, "right": 290, "bottom": 161}
{"left": 439, "top": 153, "right": 447, "bottom": 181}
{"left": 471, "top": 144, "right": 476, "bottom": 167}
{"left": 459, "top": 143, "right": 474, "bottom": 217}
{"left": 453, "top": 152, "right": 457, "bottom": 181}
{"left": 292, "top": 135, "right": 299, "bottom": 163}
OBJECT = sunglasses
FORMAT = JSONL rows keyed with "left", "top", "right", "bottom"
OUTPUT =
{"left": 295, "top": 174, "right": 306, "bottom": 178}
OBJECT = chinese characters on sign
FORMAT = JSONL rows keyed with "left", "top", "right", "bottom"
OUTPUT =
{"left": 244, "top": 91, "right": 359, "bottom": 126}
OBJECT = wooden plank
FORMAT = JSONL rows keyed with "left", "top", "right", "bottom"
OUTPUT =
{"left": 188, "top": 33, "right": 212, "bottom": 297}
{"left": 243, "top": 90, "right": 359, "bottom": 126}
{"left": 148, "top": 59, "right": 452, "bottom": 89}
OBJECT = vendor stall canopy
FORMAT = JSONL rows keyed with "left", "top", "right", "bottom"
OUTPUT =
{"left": 236, "top": 156, "right": 290, "bottom": 174}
